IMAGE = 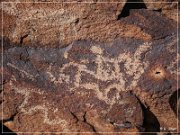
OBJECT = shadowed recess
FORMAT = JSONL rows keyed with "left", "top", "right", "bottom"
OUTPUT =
{"left": 0, "top": 122, "right": 17, "bottom": 135}
{"left": 118, "top": 0, "right": 147, "bottom": 19}
{"left": 136, "top": 97, "right": 160, "bottom": 132}
{"left": 142, "top": 106, "right": 160, "bottom": 132}
{"left": 169, "top": 89, "right": 180, "bottom": 117}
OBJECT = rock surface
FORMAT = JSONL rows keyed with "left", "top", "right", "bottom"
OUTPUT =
{"left": 0, "top": 0, "right": 179, "bottom": 134}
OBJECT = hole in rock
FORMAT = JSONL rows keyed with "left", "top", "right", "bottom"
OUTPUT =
{"left": 118, "top": 0, "right": 147, "bottom": 19}
{"left": 151, "top": 67, "right": 165, "bottom": 79}
{"left": 155, "top": 71, "right": 161, "bottom": 74}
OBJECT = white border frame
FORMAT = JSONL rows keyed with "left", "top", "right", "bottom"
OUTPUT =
{"left": 1, "top": 1, "right": 179, "bottom": 134}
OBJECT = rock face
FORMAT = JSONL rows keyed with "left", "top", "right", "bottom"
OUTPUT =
{"left": 1, "top": 0, "right": 178, "bottom": 47}
{"left": 0, "top": 0, "right": 179, "bottom": 134}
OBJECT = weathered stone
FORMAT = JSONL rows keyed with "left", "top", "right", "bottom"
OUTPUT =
{"left": 144, "top": 0, "right": 178, "bottom": 10}
{"left": 1, "top": 1, "right": 178, "bottom": 48}
{"left": 1, "top": 33, "right": 178, "bottom": 133}
{"left": 2, "top": 37, "right": 147, "bottom": 132}
{"left": 143, "top": 0, "right": 179, "bottom": 22}
{"left": 0, "top": 1, "right": 126, "bottom": 46}
{"left": 0, "top": 0, "right": 179, "bottom": 134}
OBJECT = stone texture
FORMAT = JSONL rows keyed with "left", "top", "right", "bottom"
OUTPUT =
{"left": 144, "top": 0, "right": 179, "bottom": 22}
{"left": 2, "top": 38, "right": 147, "bottom": 133}
{"left": 1, "top": 0, "right": 179, "bottom": 47}
{"left": 144, "top": 0, "right": 178, "bottom": 10}
{"left": 0, "top": 0, "right": 179, "bottom": 134}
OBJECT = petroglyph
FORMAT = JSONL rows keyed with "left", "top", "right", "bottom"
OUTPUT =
{"left": 5, "top": 39, "right": 152, "bottom": 105}
{"left": 7, "top": 63, "right": 35, "bottom": 81}
{"left": 1, "top": 1, "right": 178, "bottom": 132}
{"left": 9, "top": 81, "right": 69, "bottom": 130}
{"left": 3, "top": 34, "right": 177, "bottom": 131}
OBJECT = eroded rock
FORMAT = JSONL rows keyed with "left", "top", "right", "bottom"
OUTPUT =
{"left": 1, "top": 1, "right": 178, "bottom": 47}
{"left": 0, "top": 0, "right": 179, "bottom": 134}
{"left": 1, "top": 33, "right": 178, "bottom": 133}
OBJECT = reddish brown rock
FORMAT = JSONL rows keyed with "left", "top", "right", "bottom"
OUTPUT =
{"left": 1, "top": 0, "right": 178, "bottom": 48}
{"left": 0, "top": 0, "right": 179, "bottom": 134}
{"left": 2, "top": 38, "right": 147, "bottom": 133}
{"left": 144, "top": 0, "right": 178, "bottom": 10}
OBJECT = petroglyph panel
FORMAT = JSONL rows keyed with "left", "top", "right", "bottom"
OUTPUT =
{"left": 1, "top": 1, "right": 179, "bottom": 133}
{"left": 2, "top": 34, "right": 178, "bottom": 132}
